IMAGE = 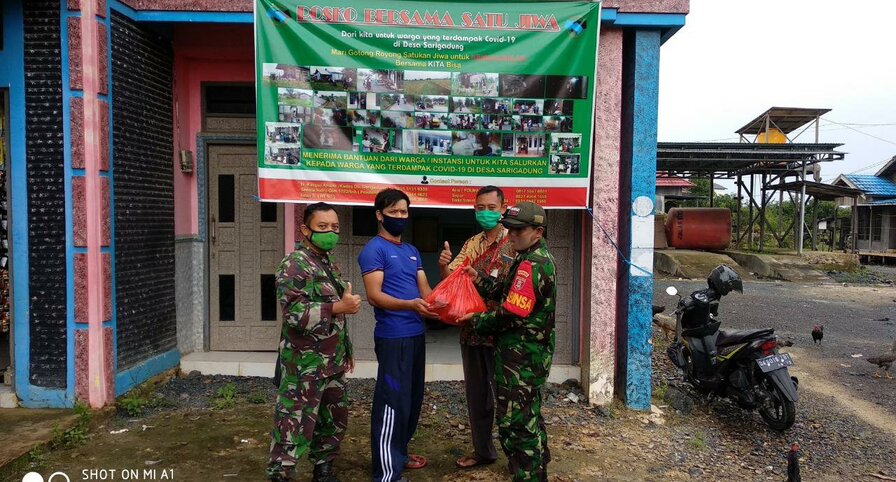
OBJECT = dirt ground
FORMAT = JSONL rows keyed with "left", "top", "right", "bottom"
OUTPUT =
{"left": 4, "top": 276, "right": 896, "bottom": 482}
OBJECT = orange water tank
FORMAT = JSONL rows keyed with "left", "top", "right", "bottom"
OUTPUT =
{"left": 664, "top": 208, "right": 731, "bottom": 250}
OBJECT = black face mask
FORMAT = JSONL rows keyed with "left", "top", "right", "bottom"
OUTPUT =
{"left": 380, "top": 214, "right": 407, "bottom": 236}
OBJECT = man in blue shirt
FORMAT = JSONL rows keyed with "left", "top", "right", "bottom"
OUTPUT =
{"left": 359, "top": 188, "right": 436, "bottom": 482}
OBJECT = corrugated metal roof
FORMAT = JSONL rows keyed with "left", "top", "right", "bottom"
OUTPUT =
{"left": 844, "top": 175, "right": 896, "bottom": 197}
{"left": 735, "top": 107, "right": 831, "bottom": 135}
{"left": 656, "top": 175, "right": 694, "bottom": 188}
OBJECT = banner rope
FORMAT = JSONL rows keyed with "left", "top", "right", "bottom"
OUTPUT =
{"left": 585, "top": 206, "right": 653, "bottom": 278}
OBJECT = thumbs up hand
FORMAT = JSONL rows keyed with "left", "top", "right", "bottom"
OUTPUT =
{"left": 334, "top": 282, "right": 362, "bottom": 315}
{"left": 438, "top": 241, "right": 453, "bottom": 267}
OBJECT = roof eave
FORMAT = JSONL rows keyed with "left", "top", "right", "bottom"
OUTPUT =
{"left": 874, "top": 155, "right": 896, "bottom": 178}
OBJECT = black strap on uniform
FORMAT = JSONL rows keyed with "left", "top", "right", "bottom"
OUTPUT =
{"left": 318, "top": 260, "right": 346, "bottom": 298}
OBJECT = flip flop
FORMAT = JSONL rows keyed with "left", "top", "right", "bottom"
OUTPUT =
{"left": 405, "top": 454, "right": 428, "bottom": 470}
{"left": 455, "top": 455, "right": 497, "bottom": 469}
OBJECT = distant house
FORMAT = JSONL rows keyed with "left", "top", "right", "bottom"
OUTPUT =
{"left": 655, "top": 174, "right": 695, "bottom": 213}
{"left": 311, "top": 68, "right": 343, "bottom": 83}
{"left": 279, "top": 65, "right": 305, "bottom": 80}
{"left": 833, "top": 156, "right": 896, "bottom": 252}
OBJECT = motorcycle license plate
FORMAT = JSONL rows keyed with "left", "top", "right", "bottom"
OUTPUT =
{"left": 756, "top": 353, "right": 793, "bottom": 373}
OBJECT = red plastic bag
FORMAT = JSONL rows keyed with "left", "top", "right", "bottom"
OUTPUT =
{"left": 425, "top": 263, "right": 487, "bottom": 325}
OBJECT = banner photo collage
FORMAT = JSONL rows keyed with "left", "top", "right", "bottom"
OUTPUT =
{"left": 255, "top": 0, "right": 600, "bottom": 207}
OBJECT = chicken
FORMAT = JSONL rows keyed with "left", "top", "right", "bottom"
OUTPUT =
{"left": 787, "top": 443, "right": 801, "bottom": 482}
{"left": 811, "top": 325, "right": 824, "bottom": 344}
{"left": 867, "top": 339, "right": 896, "bottom": 379}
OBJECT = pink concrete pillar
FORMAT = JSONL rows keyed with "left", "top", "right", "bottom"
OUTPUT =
{"left": 584, "top": 28, "right": 624, "bottom": 405}
{"left": 71, "top": 0, "right": 112, "bottom": 408}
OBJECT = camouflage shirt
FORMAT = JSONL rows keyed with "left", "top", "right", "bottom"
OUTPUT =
{"left": 448, "top": 227, "right": 515, "bottom": 346}
{"left": 473, "top": 238, "right": 556, "bottom": 384}
{"left": 276, "top": 244, "right": 353, "bottom": 382}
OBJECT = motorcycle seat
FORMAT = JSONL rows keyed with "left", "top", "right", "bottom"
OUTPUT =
{"left": 717, "top": 328, "right": 774, "bottom": 346}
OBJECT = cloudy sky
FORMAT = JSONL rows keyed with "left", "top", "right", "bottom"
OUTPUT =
{"left": 657, "top": 0, "right": 896, "bottom": 183}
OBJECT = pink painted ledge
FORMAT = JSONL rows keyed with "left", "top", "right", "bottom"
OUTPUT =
{"left": 122, "top": 0, "right": 688, "bottom": 14}
{"left": 68, "top": 0, "right": 107, "bottom": 18}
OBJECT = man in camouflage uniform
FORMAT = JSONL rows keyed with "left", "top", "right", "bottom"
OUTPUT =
{"left": 268, "top": 203, "right": 361, "bottom": 482}
{"left": 438, "top": 185, "right": 515, "bottom": 469}
{"left": 459, "top": 201, "right": 556, "bottom": 482}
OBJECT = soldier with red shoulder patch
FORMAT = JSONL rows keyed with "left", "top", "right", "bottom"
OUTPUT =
{"left": 457, "top": 201, "right": 557, "bottom": 482}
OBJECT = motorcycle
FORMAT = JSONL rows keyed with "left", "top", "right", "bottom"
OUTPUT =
{"left": 664, "top": 265, "right": 799, "bottom": 431}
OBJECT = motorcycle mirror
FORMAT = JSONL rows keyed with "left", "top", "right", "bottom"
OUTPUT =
{"left": 665, "top": 286, "right": 678, "bottom": 297}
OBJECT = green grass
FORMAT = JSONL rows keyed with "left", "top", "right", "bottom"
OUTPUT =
{"left": 51, "top": 402, "right": 91, "bottom": 449}
{"left": 263, "top": 78, "right": 311, "bottom": 89}
{"left": 404, "top": 79, "right": 451, "bottom": 95}
{"left": 688, "top": 431, "right": 709, "bottom": 451}
{"left": 0, "top": 445, "right": 49, "bottom": 479}
{"left": 309, "top": 80, "right": 352, "bottom": 92}
{"left": 278, "top": 97, "right": 312, "bottom": 108}
{"left": 653, "top": 382, "right": 668, "bottom": 401}
{"left": 117, "top": 395, "right": 150, "bottom": 417}
{"left": 212, "top": 382, "right": 238, "bottom": 410}
{"left": 248, "top": 391, "right": 268, "bottom": 405}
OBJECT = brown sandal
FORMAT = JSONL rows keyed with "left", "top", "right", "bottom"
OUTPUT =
{"left": 405, "top": 454, "right": 428, "bottom": 470}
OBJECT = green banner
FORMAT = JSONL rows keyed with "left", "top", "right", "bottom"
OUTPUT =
{"left": 255, "top": 0, "right": 600, "bottom": 207}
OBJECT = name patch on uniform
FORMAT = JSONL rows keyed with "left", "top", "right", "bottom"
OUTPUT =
{"left": 503, "top": 261, "right": 536, "bottom": 317}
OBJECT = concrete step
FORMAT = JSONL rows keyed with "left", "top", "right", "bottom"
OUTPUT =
{"left": 654, "top": 249, "right": 752, "bottom": 280}
{"left": 180, "top": 351, "right": 580, "bottom": 384}
{"left": 0, "top": 385, "right": 17, "bottom": 408}
{"left": 723, "top": 251, "right": 830, "bottom": 282}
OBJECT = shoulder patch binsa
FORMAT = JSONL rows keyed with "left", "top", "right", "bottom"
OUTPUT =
{"left": 503, "top": 261, "right": 536, "bottom": 317}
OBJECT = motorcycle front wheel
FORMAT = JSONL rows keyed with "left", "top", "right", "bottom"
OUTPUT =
{"left": 758, "top": 378, "right": 796, "bottom": 431}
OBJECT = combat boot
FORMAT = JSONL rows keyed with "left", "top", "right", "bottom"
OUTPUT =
{"left": 311, "top": 462, "right": 341, "bottom": 482}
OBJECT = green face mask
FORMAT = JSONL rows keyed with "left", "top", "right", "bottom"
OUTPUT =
{"left": 475, "top": 210, "right": 502, "bottom": 230}
{"left": 308, "top": 230, "right": 339, "bottom": 251}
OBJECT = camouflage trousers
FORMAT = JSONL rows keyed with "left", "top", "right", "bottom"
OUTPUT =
{"left": 495, "top": 354, "right": 551, "bottom": 482}
{"left": 267, "top": 372, "right": 348, "bottom": 481}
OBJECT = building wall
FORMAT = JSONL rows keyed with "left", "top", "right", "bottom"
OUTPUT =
{"left": 24, "top": 0, "right": 68, "bottom": 390}
{"left": 890, "top": 209, "right": 896, "bottom": 250}
{"left": 119, "top": 0, "right": 689, "bottom": 14}
{"left": 173, "top": 24, "right": 254, "bottom": 238}
{"left": 110, "top": 12, "right": 177, "bottom": 370}
{"left": 171, "top": 25, "right": 254, "bottom": 355}
{"left": 5, "top": 2, "right": 686, "bottom": 407}
{"left": 857, "top": 206, "right": 896, "bottom": 252}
